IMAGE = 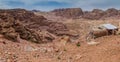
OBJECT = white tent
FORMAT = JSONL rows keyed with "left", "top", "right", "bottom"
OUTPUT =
{"left": 101, "top": 24, "right": 118, "bottom": 30}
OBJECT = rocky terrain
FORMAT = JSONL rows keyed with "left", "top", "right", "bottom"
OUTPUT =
{"left": 51, "top": 8, "right": 120, "bottom": 19}
{"left": 52, "top": 8, "right": 83, "bottom": 19}
{"left": 0, "top": 9, "right": 74, "bottom": 43}
{"left": 0, "top": 8, "right": 120, "bottom": 62}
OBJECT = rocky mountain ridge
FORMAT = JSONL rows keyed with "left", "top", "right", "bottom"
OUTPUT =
{"left": 51, "top": 8, "right": 120, "bottom": 19}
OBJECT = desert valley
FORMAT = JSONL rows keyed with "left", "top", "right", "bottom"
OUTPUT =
{"left": 0, "top": 8, "right": 120, "bottom": 62}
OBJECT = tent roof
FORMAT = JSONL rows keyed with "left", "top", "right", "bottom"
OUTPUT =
{"left": 102, "top": 24, "right": 118, "bottom": 30}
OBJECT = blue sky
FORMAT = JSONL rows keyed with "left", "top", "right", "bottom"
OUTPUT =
{"left": 0, "top": 0, "right": 120, "bottom": 11}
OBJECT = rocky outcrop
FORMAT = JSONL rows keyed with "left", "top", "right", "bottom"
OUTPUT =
{"left": 104, "top": 8, "right": 119, "bottom": 17}
{"left": 52, "top": 8, "right": 120, "bottom": 20}
{"left": 83, "top": 9, "right": 105, "bottom": 20}
{"left": 0, "top": 9, "right": 69, "bottom": 43}
{"left": 52, "top": 8, "right": 83, "bottom": 18}
{"left": 83, "top": 8, "right": 120, "bottom": 20}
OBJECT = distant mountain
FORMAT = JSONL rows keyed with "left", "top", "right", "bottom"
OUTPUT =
{"left": 51, "top": 8, "right": 120, "bottom": 20}
{"left": 32, "top": 9, "right": 41, "bottom": 12}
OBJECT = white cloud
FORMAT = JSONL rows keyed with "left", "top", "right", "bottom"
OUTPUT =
{"left": 0, "top": 0, "right": 120, "bottom": 11}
